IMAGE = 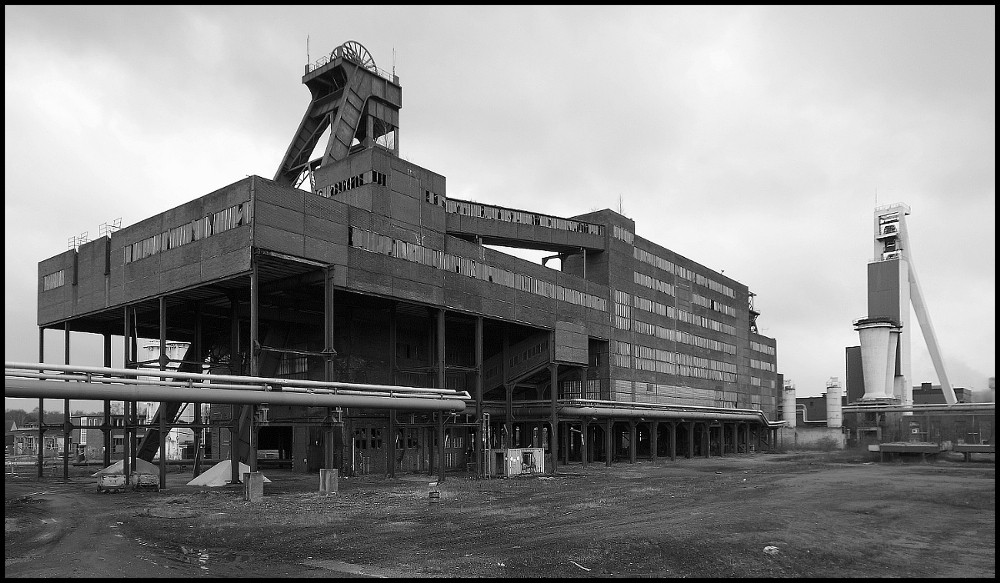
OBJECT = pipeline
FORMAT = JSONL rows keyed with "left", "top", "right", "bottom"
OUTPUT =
{"left": 514, "top": 399, "right": 784, "bottom": 426}
{"left": 5, "top": 362, "right": 468, "bottom": 412}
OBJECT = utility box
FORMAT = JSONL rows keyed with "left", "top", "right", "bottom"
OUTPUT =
{"left": 488, "top": 448, "right": 545, "bottom": 477}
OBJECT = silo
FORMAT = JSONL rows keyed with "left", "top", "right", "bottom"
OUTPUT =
{"left": 783, "top": 381, "right": 797, "bottom": 428}
{"left": 826, "top": 377, "right": 843, "bottom": 428}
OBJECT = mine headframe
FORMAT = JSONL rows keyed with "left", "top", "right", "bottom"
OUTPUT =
{"left": 274, "top": 41, "right": 402, "bottom": 188}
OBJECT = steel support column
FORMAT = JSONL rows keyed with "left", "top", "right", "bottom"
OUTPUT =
{"left": 229, "top": 293, "right": 241, "bottom": 485}
{"left": 248, "top": 255, "right": 259, "bottom": 474}
{"left": 549, "top": 360, "right": 558, "bottom": 474}
{"left": 474, "top": 316, "right": 483, "bottom": 477}
{"left": 670, "top": 421, "right": 677, "bottom": 461}
{"left": 388, "top": 302, "right": 397, "bottom": 478}
{"left": 628, "top": 420, "right": 637, "bottom": 464}
{"left": 123, "top": 306, "right": 131, "bottom": 482}
{"left": 436, "top": 309, "right": 446, "bottom": 483}
{"left": 192, "top": 302, "right": 203, "bottom": 478}
{"left": 323, "top": 267, "right": 337, "bottom": 472}
{"left": 651, "top": 420, "right": 659, "bottom": 462}
{"left": 159, "top": 296, "right": 168, "bottom": 489}
{"left": 63, "top": 321, "right": 70, "bottom": 479}
{"left": 605, "top": 418, "right": 613, "bottom": 467}
{"left": 37, "top": 328, "right": 45, "bottom": 479}
{"left": 103, "top": 332, "right": 112, "bottom": 468}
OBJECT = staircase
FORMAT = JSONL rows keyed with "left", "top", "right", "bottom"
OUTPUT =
{"left": 483, "top": 331, "right": 552, "bottom": 391}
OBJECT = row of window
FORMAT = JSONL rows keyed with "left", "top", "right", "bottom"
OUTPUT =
{"left": 634, "top": 271, "right": 675, "bottom": 296}
{"left": 124, "top": 202, "right": 251, "bottom": 264}
{"left": 632, "top": 319, "right": 737, "bottom": 355}
{"left": 632, "top": 247, "right": 736, "bottom": 299}
{"left": 612, "top": 340, "right": 738, "bottom": 383}
{"left": 42, "top": 269, "right": 65, "bottom": 291}
{"left": 750, "top": 358, "right": 775, "bottom": 372}
{"left": 629, "top": 291, "right": 737, "bottom": 336}
{"left": 444, "top": 199, "right": 604, "bottom": 236}
{"left": 612, "top": 225, "right": 634, "bottom": 244}
{"left": 635, "top": 271, "right": 738, "bottom": 321}
{"left": 317, "top": 170, "right": 387, "bottom": 199}
{"left": 750, "top": 340, "right": 775, "bottom": 355}
{"left": 692, "top": 293, "right": 738, "bottom": 318}
{"left": 349, "top": 227, "right": 608, "bottom": 311}
{"left": 751, "top": 376, "right": 776, "bottom": 389}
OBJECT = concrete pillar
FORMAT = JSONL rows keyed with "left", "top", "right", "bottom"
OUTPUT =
{"left": 581, "top": 419, "right": 589, "bottom": 468}
{"left": 686, "top": 421, "right": 694, "bottom": 459}
{"left": 702, "top": 423, "right": 710, "bottom": 458}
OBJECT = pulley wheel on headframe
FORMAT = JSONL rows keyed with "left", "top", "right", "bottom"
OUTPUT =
{"left": 335, "top": 41, "right": 377, "bottom": 72}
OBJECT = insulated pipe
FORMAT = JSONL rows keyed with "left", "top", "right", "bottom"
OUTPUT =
{"left": 6, "top": 378, "right": 467, "bottom": 412}
{"left": 6, "top": 362, "right": 467, "bottom": 398}
{"left": 545, "top": 406, "right": 774, "bottom": 424}
{"left": 9, "top": 371, "right": 466, "bottom": 400}
{"left": 843, "top": 402, "right": 994, "bottom": 413}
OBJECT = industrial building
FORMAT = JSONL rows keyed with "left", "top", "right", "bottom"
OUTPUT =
{"left": 30, "top": 42, "right": 782, "bottom": 481}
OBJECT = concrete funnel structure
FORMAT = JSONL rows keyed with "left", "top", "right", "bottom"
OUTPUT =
{"left": 854, "top": 317, "right": 900, "bottom": 401}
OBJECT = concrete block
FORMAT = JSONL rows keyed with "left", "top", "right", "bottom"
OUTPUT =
{"left": 319, "top": 468, "right": 338, "bottom": 495}
{"left": 244, "top": 471, "right": 264, "bottom": 502}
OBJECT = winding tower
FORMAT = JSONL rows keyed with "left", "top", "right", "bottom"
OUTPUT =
{"left": 275, "top": 41, "right": 401, "bottom": 188}
{"left": 855, "top": 203, "right": 957, "bottom": 406}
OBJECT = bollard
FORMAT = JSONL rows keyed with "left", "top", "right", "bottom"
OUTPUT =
{"left": 319, "top": 468, "right": 339, "bottom": 495}
{"left": 244, "top": 472, "right": 264, "bottom": 502}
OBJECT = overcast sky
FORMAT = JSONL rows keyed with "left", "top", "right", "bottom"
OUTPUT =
{"left": 5, "top": 6, "right": 995, "bottom": 413}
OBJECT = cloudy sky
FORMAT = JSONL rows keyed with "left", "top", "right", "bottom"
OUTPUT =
{"left": 5, "top": 6, "right": 995, "bottom": 412}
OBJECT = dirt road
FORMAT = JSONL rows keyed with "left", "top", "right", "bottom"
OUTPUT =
{"left": 5, "top": 451, "right": 995, "bottom": 578}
